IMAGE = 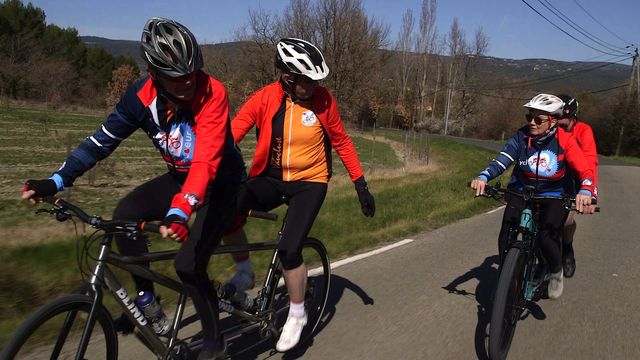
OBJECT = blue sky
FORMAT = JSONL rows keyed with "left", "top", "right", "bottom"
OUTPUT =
{"left": 28, "top": 0, "right": 639, "bottom": 64}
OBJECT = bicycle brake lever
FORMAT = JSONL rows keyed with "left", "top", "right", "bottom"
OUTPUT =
{"left": 55, "top": 211, "right": 71, "bottom": 222}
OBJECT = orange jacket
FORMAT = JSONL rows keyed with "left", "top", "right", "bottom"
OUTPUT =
{"left": 232, "top": 81, "right": 364, "bottom": 182}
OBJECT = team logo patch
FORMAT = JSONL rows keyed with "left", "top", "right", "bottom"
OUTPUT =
{"left": 527, "top": 150, "right": 558, "bottom": 177}
{"left": 301, "top": 111, "right": 317, "bottom": 126}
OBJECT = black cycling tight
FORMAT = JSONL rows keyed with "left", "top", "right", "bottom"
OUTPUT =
{"left": 498, "top": 195, "right": 568, "bottom": 273}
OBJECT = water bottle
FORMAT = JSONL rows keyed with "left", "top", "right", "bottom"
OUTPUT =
{"left": 221, "top": 283, "right": 254, "bottom": 311}
{"left": 135, "top": 291, "right": 170, "bottom": 336}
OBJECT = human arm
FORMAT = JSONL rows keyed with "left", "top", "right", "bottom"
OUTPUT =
{"left": 162, "top": 79, "right": 231, "bottom": 241}
{"left": 561, "top": 131, "right": 595, "bottom": 213}
{"left": 230, "top": 90, "right": 261, "bottom": 144}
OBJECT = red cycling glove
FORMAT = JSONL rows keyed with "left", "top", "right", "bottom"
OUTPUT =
{"left": 161, "top": 215, "right": 190, "bottom": 243}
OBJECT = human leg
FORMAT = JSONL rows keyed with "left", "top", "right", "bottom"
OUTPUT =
{"left": 275, "top": 181, "right": 327, "bottom": 352}
{"left": 562, "top": 211, "right": 577, "bottom": 277}
{"left": 111, "top": 174, "right": 180, "bottom": 333}
{"left": 538, "top": 199, "right": 568, "bottom": 299}
{"left": 174, "top": 178, "right": 240, "bottom": 354}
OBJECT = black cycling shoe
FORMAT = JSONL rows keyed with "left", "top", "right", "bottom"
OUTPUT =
{"left": 113, "top": 313, "right": 135, "bottom": 334}
{"left": 563, "top": 252, "right": 576, "bottom": 278}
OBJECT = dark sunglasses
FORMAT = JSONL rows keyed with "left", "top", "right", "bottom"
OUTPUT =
{"left": 525, "top": 113, "right": 550, "bottom": 125}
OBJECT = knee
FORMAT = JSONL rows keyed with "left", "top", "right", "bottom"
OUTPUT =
{"left": 278, "top": 250, "right": 303, "bottom": 270}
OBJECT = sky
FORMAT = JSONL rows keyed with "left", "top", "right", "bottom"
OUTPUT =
{"left": 26, "top": 0, "right": 640, "bottom": 65}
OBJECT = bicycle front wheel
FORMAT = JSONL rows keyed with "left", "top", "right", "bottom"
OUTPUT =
{"left": 488, "top": 246, "right": 527, "bottom": 360}
{"left": 1, "top": 294, "right": 118, "bottom": 360}
{"left": 270, "top": 237, "right": 330, "bottom": 348}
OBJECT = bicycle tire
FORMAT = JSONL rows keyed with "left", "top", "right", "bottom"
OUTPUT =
{"left": 488, "top": 246, "right": 526, "bottom": 360}
{"left": 269, "top": 237, "right": 330, "bottom": 349}
{"left": 1, "top": 294, "right": 118, "bottom": 360}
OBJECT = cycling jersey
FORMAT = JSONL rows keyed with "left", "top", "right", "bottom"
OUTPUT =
{"left": 231, "top": 81, "right": 363, "bottom": 183}
{"left": 478, "top": 126, "right": 595, "bottom": 197}
{"left": 51, "top": 71, "right": 244, "bottom": 219}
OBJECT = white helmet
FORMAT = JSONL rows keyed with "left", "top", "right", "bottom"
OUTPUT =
{"left": 523, "top": 94, "right": 565, "bottom": 117}
{"left": 275, "top": 38, "right": 329, "bottom": 81}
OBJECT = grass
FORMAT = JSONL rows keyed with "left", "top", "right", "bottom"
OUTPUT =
{"left": 0, "top": 105, "right": 507, "bottom": 346}
{"left": 608, "top": 155, "right": 640, "bottom": 166}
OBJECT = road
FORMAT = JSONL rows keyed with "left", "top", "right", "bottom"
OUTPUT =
{"left": 113, "top": 140, "right": 638, "bottom": 360}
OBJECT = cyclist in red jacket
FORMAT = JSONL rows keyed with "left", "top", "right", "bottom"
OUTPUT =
{"left": 23, "top": 17, "right": 241, "bottom": 359}
{"left": 229, "top": 38, "right": 375, "bottom": 352}
{"left": 556, "top": 94, "right": 599, "bottom": 278}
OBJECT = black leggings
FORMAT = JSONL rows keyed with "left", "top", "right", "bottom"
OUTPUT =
{"left": 238, "top": 177, "right": 327, "bottom": 270}
{"left": 113, "top": 172, "right": 240, "bottom": 349}
{"left": 498, "top": 195, "right": 568, "bottom": 273}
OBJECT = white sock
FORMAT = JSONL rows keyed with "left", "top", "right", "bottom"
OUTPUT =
{"left": 235, "top": 259, "right": 252, "bottom": 274}
{"left": 289, "top": 301, "right": 305, "bottom": 318}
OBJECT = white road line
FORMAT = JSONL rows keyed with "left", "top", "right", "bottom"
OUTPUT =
{"left": 486, "top": 205, "right": 506, "bottom": 214}
{"left": 307, "top": 239, "right": 414, "bottom": 276}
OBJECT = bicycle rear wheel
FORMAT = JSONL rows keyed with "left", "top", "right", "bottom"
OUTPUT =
{"left": 488, "top": 247, "right": 527, "bottom": 360}
{"left": 269, "top": 237, "right": 330, "bottom": 348}
{"left": 1, "top": 294, "right": 117, "bottom": 360}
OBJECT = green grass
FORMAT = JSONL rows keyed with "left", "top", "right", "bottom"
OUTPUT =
{"left": 608, "top": 155, "right": 640, "bottom": 166}
{"left": 0, "top": 105, "right": 507, "bottom": 346}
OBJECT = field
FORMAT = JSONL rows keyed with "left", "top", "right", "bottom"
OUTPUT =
{"left": 0, "top": 104, "right": 506, "bottom": 345}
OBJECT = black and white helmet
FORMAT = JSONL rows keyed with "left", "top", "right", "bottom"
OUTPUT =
{"left": 275, "top": 38, "right": 329, "bottom": 80}
{"left": 523, "top": 94, "right": 565, "bottom": 117}
{"left": 140, "top": 17, "right": 203, "bottom": 77}
{"left": 557, "top": 94, "right": 579, "bottom": 118}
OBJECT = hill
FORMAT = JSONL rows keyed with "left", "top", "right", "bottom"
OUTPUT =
{"left": 81, "top": 36, "right": 631, "bottom": 94}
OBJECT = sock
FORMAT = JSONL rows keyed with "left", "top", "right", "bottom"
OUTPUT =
{"left": 235, "top": 259, "right": 253, "bottom": 274}
{"left": 289, "top": 300, "right": 305, "bottom": 318}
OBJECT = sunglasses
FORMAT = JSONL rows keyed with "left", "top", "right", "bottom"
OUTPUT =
{"left": 525, "top": 113, "right": 551, "bottom": 125}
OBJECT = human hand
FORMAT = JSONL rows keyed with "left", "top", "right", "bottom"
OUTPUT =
{"left": 575, "top": 193, "right": 592, "bottom": 214}
{"left": 22, "top": 179, "right": 57, "bottom": 204}
{"left": 160, "top": 214, "right": 190, "bottom": 242}
{"left": 470, "top": 178, "right": 486, "bottom": 197}
{"left": 355, "top": 176, "right": 375, "bottom": 217}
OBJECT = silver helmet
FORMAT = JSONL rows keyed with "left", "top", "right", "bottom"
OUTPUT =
{"left": 140, "top": 17, "right": 203, "bottom": 77}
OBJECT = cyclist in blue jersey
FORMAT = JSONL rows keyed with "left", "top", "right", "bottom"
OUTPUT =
{"left": 22, "top": 17, "right": 241, "bottom": 359}
{"left": 470, "top": 94, "right": 596, "bottom": 299}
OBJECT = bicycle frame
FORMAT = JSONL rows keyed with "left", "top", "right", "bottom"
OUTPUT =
{"left": 77, "top": 228, "right": 288, "bottom": 359}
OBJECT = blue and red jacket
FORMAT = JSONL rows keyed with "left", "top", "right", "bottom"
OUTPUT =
{"left": 51, "top": 71, "right": 244, "bottom": 219}
{"left": 478, "top": 126, "right": 595, "bottom": 197}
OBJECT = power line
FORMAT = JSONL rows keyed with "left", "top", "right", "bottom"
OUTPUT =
{"left": 537, "top": 0, "right": 629, "bottom": 54}
{"left": 520, "top": 0, "right": 629, "bottom": 57}
{"left": 572, "top": 0, "right": 633, "bottom": 46}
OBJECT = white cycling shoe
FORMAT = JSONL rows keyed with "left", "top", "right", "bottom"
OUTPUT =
{"left": 548, "top": 270, "right": 564, "bottom": 299}
{"left": 275, "top": 312, "right": 307, "bottom": 352}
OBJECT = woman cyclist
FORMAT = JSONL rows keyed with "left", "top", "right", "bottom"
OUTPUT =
{"left": 556, "top": 94, "right": 599, "bottom": 278}
{"left": 22, "top": 17, "right": 241, "bottom": 359}
{"left": 230, "top": 38, "right": 376, "bottom": 352}
{"left": 470, "top": 94, "right": 596, "bottom": 299}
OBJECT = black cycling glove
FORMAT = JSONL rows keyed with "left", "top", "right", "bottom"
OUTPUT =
{"left": 354, "top": 176, "right": 375, "bottom": 217}
{"left": 24, "top": 179, "right": 58, "bottom": 198}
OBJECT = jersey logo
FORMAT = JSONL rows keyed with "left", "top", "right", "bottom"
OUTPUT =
{"left": 301, "top": 111, "right": 317, "bottom": 126}
{"left": 154, "top": 123, "right": 195, "bottom": 161}
{"left": 527, "top": 150, "right": 558, "bottom": 177}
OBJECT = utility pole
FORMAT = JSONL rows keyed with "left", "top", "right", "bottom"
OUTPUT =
{"left": 616, "top": 47, "right": 639, "bottom": 157}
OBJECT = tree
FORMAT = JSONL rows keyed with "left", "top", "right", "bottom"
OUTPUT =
{"left": 106, "top": 64, "right": 139, "bottom": 109}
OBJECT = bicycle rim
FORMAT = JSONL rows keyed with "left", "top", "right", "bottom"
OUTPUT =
{"left": 269, "top": 237, "right": 330, "bottom": 347}
{"left": 489, "top": 247, "right": 526, "bottom": 360}
{"left": 1, "top": 294, "right": 117, "bottom": 360}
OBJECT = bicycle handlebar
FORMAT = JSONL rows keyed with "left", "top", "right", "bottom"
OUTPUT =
{"left": 478, "top": 184, "right": 600, "bottom": 213}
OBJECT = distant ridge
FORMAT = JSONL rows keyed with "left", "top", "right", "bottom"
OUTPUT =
{"left": 81, "top": 36, "right": 632, "bottom": 93}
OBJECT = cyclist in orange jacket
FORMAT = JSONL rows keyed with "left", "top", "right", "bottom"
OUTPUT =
{"left": 229, "top": 38, "right": 375, "bottom": 352}
{"left": 556, "top": 94, "right": 599, "bottom": 278}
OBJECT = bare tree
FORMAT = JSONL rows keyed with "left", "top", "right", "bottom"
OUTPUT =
{"left": 105, "top": 64, "right": 138, "bottom": 109}
{"left": 443, "top": 18, "right": 466, "bottom": 135}
{"left": 456, "top": 26, "right": 489, "bottom": 136}
{"left": 415, "top": 0, "right": 438, "bottom": 128}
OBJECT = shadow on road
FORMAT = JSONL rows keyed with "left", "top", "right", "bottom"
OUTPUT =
{"left": 181, "top": 274, "right": 373, "bottom": 359}
{"left": 442, "top": 255, "right": 499, "bottom": 360}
